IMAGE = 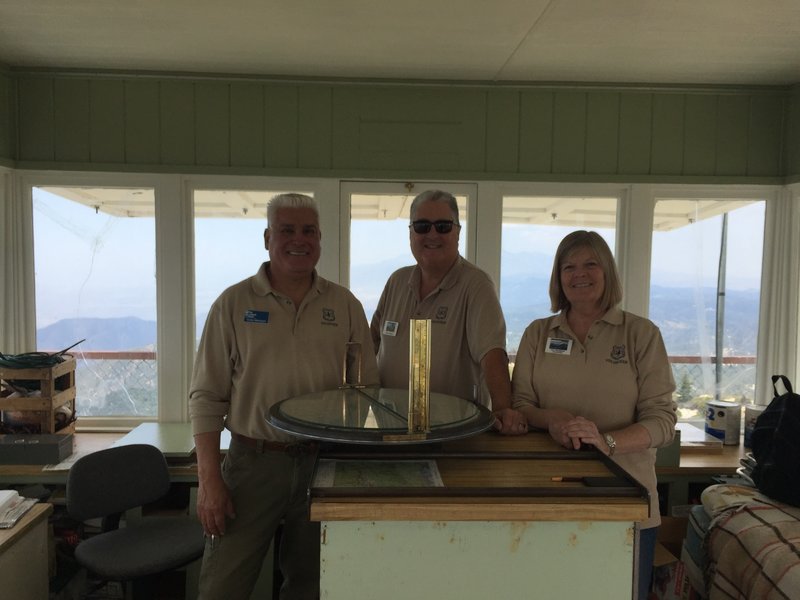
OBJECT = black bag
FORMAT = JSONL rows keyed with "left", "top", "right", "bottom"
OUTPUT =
{"left": 750, "top": 375, "right": 800, "bottom": 506}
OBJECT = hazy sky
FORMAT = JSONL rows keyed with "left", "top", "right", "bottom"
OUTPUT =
{"left": 32, "top": 189, "right": 765, "bottom": 328}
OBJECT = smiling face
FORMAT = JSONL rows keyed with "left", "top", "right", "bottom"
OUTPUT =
{"left": 264, "top": 206, "right": 321, "bottom": 279}
{"left": 559, "top": 245, "right": 606, "bottom": 310}
{"left": 409, "top": 200, "right": 461, "bottom": 274}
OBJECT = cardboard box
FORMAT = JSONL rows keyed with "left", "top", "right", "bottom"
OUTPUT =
{"left": 0, "top": 433, "right": 74, "bottom": 464}
{"left": 651, "top": 516, "right": 702, "bottom": 600}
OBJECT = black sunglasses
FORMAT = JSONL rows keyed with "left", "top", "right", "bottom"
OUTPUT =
{"left": 410, "top": 220, "right": 457, "bottom": 234}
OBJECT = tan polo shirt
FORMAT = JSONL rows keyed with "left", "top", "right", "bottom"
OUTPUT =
{"left": 370, "top": 257, "right": 506, "bottom": 408}
{"left": 189, "top": 262, "right": 379, "bottom": 442}
{"left": 511, "top": 308, "right": 676, "bottom": 529}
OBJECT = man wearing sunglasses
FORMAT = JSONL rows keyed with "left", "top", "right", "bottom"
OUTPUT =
{"left": 370, "top": 189, "right": 527, "bottom": 435}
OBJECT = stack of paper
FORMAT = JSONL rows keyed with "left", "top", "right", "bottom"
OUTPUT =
{"left": 0, "top": 490, "right": 37, "bottom": 529}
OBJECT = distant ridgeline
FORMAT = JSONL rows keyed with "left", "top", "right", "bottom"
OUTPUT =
{"left": 37, "top": 317, "right": 157, "bottom": 352}
{"left": 36, "top": 285, "right": 759, "bottom": 357}
{"left": 501, "top": 283, "right": 760, "bottom": 357}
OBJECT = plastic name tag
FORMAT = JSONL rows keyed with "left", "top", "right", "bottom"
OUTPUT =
{"left": 545, "top": 337, "right": 572, "bottom": 355}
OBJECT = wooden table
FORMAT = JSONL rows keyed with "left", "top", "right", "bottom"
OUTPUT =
{"left": 656, "top": 441, "right": 745, "bottom": 512}
{"left": 0, "top": 503, "right": 53, "bottom": 600}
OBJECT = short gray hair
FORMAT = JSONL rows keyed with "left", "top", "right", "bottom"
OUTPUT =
{"left": 266, "top": 193, "right": 319, "bottom": 226}
{"left": 409, "top": 189, "right": 460, "bottom": 225}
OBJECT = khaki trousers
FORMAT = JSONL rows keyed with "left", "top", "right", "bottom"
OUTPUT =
{"left": 197, "top": 440, "right": 319, "bottom": 600}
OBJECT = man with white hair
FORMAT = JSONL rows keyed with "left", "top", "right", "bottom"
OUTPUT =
{"left": 190, "top": 193, "right": 378, "bottom": 599}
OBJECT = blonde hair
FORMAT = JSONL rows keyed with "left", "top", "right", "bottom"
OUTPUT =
{"left": 548, "top": 230, "right": 622, "bottom": 313}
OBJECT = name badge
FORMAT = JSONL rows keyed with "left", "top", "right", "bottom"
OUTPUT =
{"left": 545, "top": 337, "right": 572, "bottom": 355}
{"left": 244, "top": 310, "right": 269, "bottom": 324}
{"left": 382, "top": 321, "right": 399, "bottom": 336}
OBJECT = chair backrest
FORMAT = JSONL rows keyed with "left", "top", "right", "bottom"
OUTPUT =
{"left": 66, "top": 444, "right": 171, "bottom": 521}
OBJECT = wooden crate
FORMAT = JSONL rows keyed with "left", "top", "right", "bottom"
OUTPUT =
{"left": 0, "top": 356, "right": 77, "bottom": 434}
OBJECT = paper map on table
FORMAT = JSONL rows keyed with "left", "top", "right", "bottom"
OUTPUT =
{"left": 313, "top": 459, "right": 444, "bottom": 488}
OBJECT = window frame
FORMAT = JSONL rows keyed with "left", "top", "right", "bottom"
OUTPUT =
{"left": 3, "top": 170, "right": 795, "bottom": 429}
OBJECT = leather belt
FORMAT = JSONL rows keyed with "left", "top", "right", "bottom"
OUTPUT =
{"left": 231, "top": 433, "right": 316, "bottom": 456}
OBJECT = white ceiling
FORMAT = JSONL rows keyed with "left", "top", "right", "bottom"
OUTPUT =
{"left": 2, "top": 0, "right": 800, "bottom": 86}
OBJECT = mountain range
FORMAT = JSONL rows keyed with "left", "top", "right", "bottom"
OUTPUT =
{"left": 37, "top": 285, "right": 760, "bottom": 357}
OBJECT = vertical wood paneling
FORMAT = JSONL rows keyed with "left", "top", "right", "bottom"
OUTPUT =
{"left": 195, "top": 82, "right": 230, "bottom": 166}
{"left": 458, "top": 91, "right": 488, "bottom": 171}
{"left": 332, "top": 88, "right": 485, "bottom": 171}
{"left": 618, "top": 93, "right": 652, "bottom": 175}
{"left": 715, "top": 95, "right": 749, "bottom": 175}
{"left": 298, "top": 86, "right": 332, "bottom": 169}
{"left": 683, "top": 95, "right": 717, "bottom": 175}
{"left": 748, "top": 94, "right": 784, "bottom": 176}
{"left": 230, "top": 83, "right": 264, "bottom": 168}
{"left": 54, "top": 79, "right": 90, "bottom": 162}
{"left": 330, "top": 88, "right": 360, "bottom": 168}
{"left": 0, "top": 71, "right": 15, "bottom": 161}
{"left": 787, "top": 85, "right": 800, "bottom": 179}
{"left": 89, "top": 80, "right": 125, "bottom": 163}
{"left": 18, "top": 77, "right": 54, "bottom": 161}
{"left": 651, "top": 94, "right": 685, "bottom": 175}
{"left": 7, "top": 72, "right": 794, "bottom": 182}
{"left": 519, "top": 91, "right": 553, "bottom": 173}
{"left": 124, "top": 80, "right": 160, "bottom": 164}
{"left": 585, "top": 92, "right": 619, "bottom": 175}
{"left": 160, "top": 81, "right": 195, "bottom": 165}
{"left": 552, "top": 91, "right": 587, "bottom": 174}
{"left": 486, "top": 90, "right": 520, "bottom": 173}
{"left": 265, "top": 85, "right": 299, "bottom": 168}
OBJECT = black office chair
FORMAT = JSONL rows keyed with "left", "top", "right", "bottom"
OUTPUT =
{"left": 66, "top": 443, "right": 205, "bottom": 599}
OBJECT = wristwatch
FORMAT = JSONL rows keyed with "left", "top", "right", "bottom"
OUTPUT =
{"left": 604, "top": 433, "right": 616, "bottom": 456}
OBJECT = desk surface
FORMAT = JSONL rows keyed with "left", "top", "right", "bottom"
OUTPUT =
{"left": 0, "top": 503, "right": 52, "bottom": 557}
{"left": 0, "top": 426, "right": 746, "bottom": 482}
{"left": 658, "top": 442, "right": 745, "bottom": 476}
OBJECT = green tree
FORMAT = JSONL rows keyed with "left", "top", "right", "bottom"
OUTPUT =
{"left": 677, "top": 373, "right": 694, "bottom": 405}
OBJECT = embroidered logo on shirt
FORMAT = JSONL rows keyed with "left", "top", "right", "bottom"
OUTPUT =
{"left": 606, "top": 344, "right": 628, "bottom": 364}
{"left": 322, "top": 308, "right": 336, "bottom": 323}
{"left": 244, "top": 310, "right": 269, "bottom": 324}
{"left": 435, "top": 306, "right": 448, "bottom": 321}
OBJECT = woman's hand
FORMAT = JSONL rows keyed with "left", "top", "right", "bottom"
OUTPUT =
{"left": 562, "top": 416, "right": 607, "bottom": 453}
{"left": 545, "top": 409, "right": 579, "bottom": 448}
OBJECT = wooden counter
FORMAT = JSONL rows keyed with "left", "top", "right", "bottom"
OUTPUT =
{"left": 313, "top": 432, "right": 649, "bottom": 600}
{"left": 311, "top": 432, "right": 649, "bottom": 522}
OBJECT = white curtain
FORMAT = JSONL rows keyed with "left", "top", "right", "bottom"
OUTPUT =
{"left": 755, "top": 184, "right": 800, "bottom": 404}
{"left": 0, "top": 169, "right": 36, "bottom": 353}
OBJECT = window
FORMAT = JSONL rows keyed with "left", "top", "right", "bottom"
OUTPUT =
{"left": 500, "top": 195, "right": 617, "bottom": 357}
{"left": 649, "top": 199, "right": 765, "bottom": 422}
{"left": 345, "top": 183, "right": 472, "bottom": 323}
{"left": 193, "top": 189, "right": 284, "bottom": 343}
{"left": 33, "top": 186, "right": 157, "bottom": 417}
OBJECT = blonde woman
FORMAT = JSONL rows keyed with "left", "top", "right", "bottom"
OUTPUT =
{"left": 512, "top": 230, "right": 676, "bottom": 600}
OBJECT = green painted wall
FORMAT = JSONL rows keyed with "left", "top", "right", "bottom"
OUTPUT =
{"left": 6, "top": 71, "right": 794, "bottom": 183}
{"left": 787, "top": 84, "right": 800, "bottom": 183}
{"left": 0, "top": 68, "right": 14, "bottom": 165}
